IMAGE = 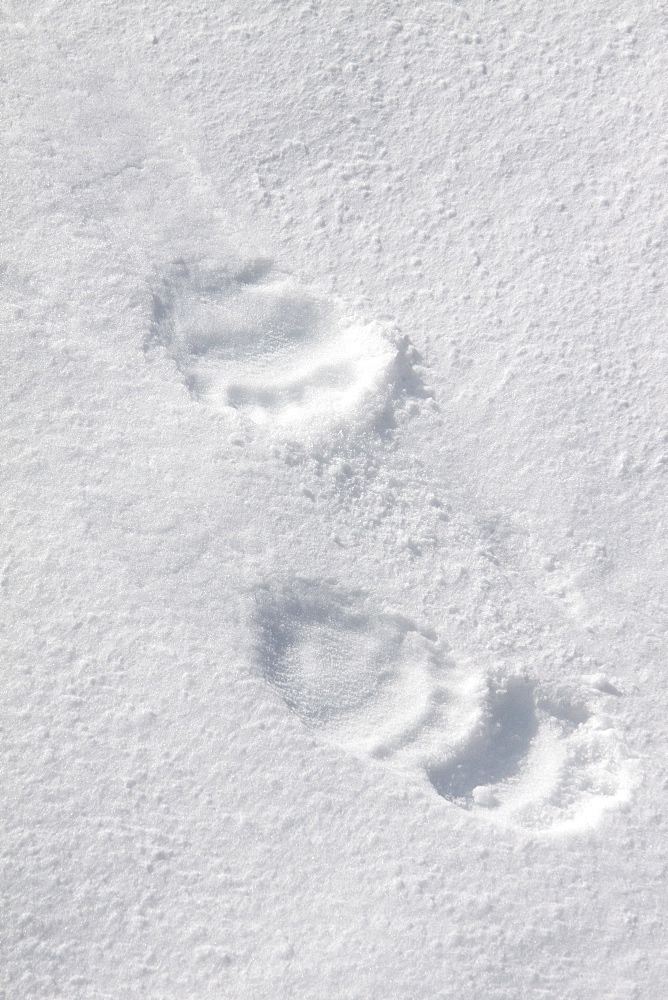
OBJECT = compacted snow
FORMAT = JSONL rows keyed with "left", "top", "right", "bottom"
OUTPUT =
{"left": 2, "top": 2, "right": 668, "bottom": 998}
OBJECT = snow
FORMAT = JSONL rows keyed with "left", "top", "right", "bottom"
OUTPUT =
{"left": 2, "top": 1, "right": 667, "bottom": 998}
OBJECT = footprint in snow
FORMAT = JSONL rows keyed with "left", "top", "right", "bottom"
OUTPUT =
{"left": 256, "top": 580, "right": 638, "bottom": 834}
{"left": 147, "top": 259, "right": 418, "bottom": 436}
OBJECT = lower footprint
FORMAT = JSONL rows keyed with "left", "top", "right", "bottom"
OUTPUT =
{"left": 148, "top": 259, "right": 403, "bottom": 435}
{"left": 255, "top": 580, "right": 637, "bottom": 834}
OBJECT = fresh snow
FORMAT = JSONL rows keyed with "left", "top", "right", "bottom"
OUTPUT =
{"left": 2, "top": 2, "right": 668, "bottom": 998}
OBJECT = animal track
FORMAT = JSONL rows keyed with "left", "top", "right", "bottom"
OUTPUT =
{"left": 255, "top": 579, "right": 480, "bottom": 767}
{"left": 148, "top": 259, "right": 403, "bottom": 435}
{"left": 256, "top": 580, "right": 637, "bottom": 834}
{"left": 148, "top": 258, "right": 637, "bottom": 835}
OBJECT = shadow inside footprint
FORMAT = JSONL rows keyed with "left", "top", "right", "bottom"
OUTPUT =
{"left": 255, "top": 580, "right": 396, "bottom": 726}
{"left": 427, "top": 677, "right": 538, "bottom": 802}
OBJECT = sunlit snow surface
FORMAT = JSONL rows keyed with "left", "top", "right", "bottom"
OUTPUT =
{"left": 3, "top": 1, "right": 668, "bottom": 998}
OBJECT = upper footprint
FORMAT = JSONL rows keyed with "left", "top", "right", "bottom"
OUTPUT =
{"left": 255, "top": 580, "right": 638, "bottom": 835}
{"left": 148, "top": 259, "right": 400, "bottom": 434}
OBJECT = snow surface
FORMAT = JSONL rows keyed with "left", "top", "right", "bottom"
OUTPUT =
{"left": 2, "top": 1, "right": 668, "bottom": 997}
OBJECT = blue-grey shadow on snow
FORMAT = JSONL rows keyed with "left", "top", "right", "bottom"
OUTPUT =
{"left": 427, "top": 678, "right": 538, "bottom": 802}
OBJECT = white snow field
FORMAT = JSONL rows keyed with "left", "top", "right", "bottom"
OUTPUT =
{"left": 2, "top": 1, "right": 667, "bottom": 997}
